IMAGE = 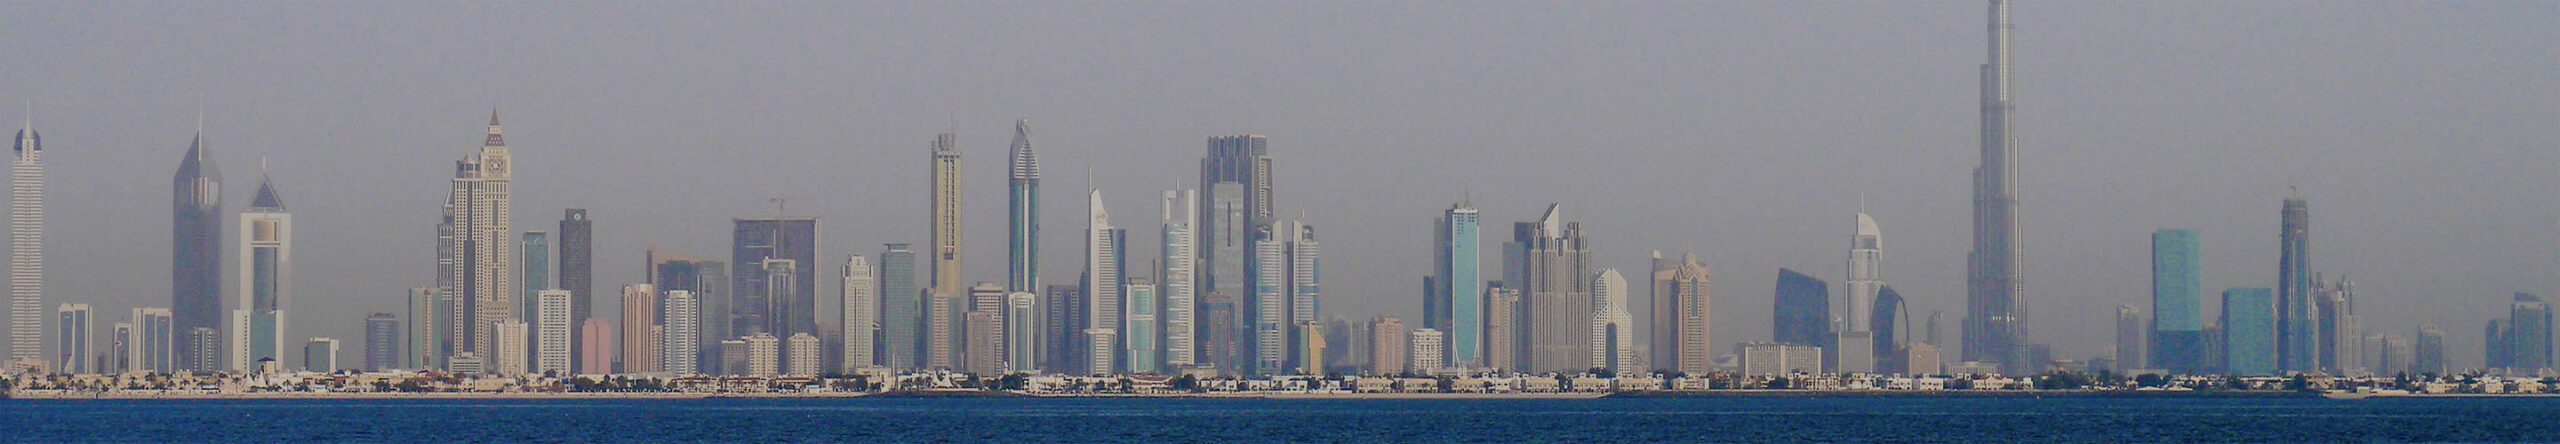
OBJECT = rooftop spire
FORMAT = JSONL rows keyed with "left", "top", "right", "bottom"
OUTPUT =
{"left": 251, "top": 157, "right": 285, "bottom": 211}
{"left": 1009, "top": 119, "right": 1039, "bottom": 180}
{"left": 483, "top": 109, "right": 506, "bottom": 147}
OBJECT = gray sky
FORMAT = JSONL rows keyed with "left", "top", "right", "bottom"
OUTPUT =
{"left": 3, "top": 1, "right": 2554, "bottom": 369}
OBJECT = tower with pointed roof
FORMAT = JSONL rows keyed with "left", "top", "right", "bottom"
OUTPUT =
{"left": 231, "top": 168, "right": 291, "bottom": 371}
{"left": 171, "top": 125, "right": 224, "bottom": 371}
{"left": 442, "top": 111, "right": 515, "bottom": 369}
{"left": 1506, "top": 204, "right": 1591, "bottom": 373}
{"left": 1008, "top": 120, "right": 1040, "bottom": 297}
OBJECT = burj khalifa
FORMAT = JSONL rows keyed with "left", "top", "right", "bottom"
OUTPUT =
{"left": 1963, "top": 0, "right": 2029, "bottom": 373}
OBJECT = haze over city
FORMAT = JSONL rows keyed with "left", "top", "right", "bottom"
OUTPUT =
{"left": 0, "top": 0, "right": 2554, "bottom": 371}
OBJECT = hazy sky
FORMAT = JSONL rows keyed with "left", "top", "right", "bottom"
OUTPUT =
{"left": 2, "top": 1, "right": 2554, "bottom": 369}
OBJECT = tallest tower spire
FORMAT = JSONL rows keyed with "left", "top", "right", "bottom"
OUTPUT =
{"left": 1964, "top": 0, "right": 2028, "bottom": 374}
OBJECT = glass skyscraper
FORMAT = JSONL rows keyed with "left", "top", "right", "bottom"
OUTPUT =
{"left": 2222, "top": 287, "right": 2276, "bottom": 375}
{"left": 2277, "top": 196, "right": 2315, "bottom": 373}
{"left": 1773, "top": 269, "right": 1831, "bottom": 348}
{"left": 2150, "top": 229, "right": 2204, "bottom": 374}
{"left": 1436, "top": 202, "right": 1481, "bottom": 368}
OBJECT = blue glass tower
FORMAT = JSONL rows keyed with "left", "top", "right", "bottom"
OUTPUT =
{"left": 1436, "top": 202, "right": 1481, "bottom": 367}
{"left": 2151, "top": 229, "right": 2203, "bottom": 374}
{"left": 2222, "top": 287, "right": 2276, "bottom": 375}
{"left": 1007, "top": 120, "right": 1039, "bottom": 294}
{"left": 1773, "top": 269, "right": 1831, "bottom": 348}
{"left": 2277, "top": 196, "right": 2314, "bottom": 373}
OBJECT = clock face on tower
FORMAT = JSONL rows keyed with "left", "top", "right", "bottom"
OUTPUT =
{"left": 486, "top": 159, "right": 507, "bottom": 176}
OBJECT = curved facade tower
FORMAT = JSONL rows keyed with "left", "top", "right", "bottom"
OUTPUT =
{"left": 1964, "top": 0, "right": 2028, "bottom": 372}
{"left": 1007, "top": 120, "right": 1039, "bottom": 295}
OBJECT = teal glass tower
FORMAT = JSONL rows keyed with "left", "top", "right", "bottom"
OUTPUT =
{"left": 2222, "top": 287, "right": 2276, "bottom": 375}
{"left": 2150, "top": 229, "right": 2203, "bottom": 374}
{"left": 1007, "top": 120, "right": 1040, "bottom": 294}
{"left": 1435, "top": 202, "right": 1481, "bottom": 367}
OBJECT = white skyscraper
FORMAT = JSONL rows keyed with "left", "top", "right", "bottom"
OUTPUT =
{"left": 1285, "top": 221, "right": 1320, "bottom": 373}
{"left": 1848, "top": 212, "right": 1884, "bottom": 330}
{"left": 232, "top": 172, "right": 292, "bottom": 372}
{"left": 1253, "top": 234, "right": 1285, "bottom": 375}
{"left": 745, "top": 333, "right": 779, "bottom": 377}
{"left": 1839, "top": 212, "right": 1884, "bottom": 374}
{"left": 9, "top": 119, "right": 41, "bottom": 363}
{"left": 535, "top": 289, "right": 572, "bottom": 375}
{"left": 841, "top": 256, "right": 876, "bottom": 372}
{"left": 786, "top": 333, "right": 821, "bottom": 376}
{"left": 1588, "top": 269, "right": 1636, "bottom": 373}
{"left": 1083, "top": 188, "right": 1121, "bottom": 375}
{"left": 662, "top": 290, "right": 700, "bottom": 375}
{"left": 55, "top": 303, "right": 86, "bottom": 374}
{"left": 446, "top": 112, "right": 515, "bottom": 365}
{"left": 1410, "top": 328, "right": 1445, "bottom": 374}
{"left": 495, "top": 320, "right": 528, "bottom": 376}
{"left": 1159, "top": 189, "right": 1198, "bottom": 369}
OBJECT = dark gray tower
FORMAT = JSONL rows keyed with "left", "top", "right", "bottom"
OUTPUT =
{"left": 557, "top": 208, "right": 592, "bottom": 372}
{"left": 172, "top": 133, "right": 223, "bottom": 371}
{"left": 1963, "top": 0, "right": 2028, "bottom": 373}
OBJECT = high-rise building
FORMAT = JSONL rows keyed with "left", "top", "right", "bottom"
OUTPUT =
{"left": 744, "top": 333, "right": 779, "bottom": 377}
{"left": 1740, "top": 343, "right": 1825, "bottom": 377}
{"left": 1251, "top": 232, "right": 1285, "bottom": 375}
{"left": 2507, "top": 293, "right": 2552, "bottom": 371}
{"left": 1965, "top": 0, "right": 2030, "bottom": 374}
{"left": 407, "top": 288, "right": 436, "bottom": 369}
{"left": 1043, "top": 284, "right": 1085, "bottom": 374}
{"left": 2115, "top": 305, "right": 2145, "bottom": 371}
{"left": 1159, "top": 190, "right": 1198, "bottom": 369}
{"left": 1874, "top": 286, "right": 1906, "bottom": 373}
{"left": 1008, "top": 120, "right": 1040, "bottom": 296}
{"left": 841, "top": 256, "right": 876, "bottom": 371}
{"left": 1325, "top": 316, "right": 1369, "bottom": 374}
{"left": 557, "top": 209, "right": 593, "bottom": 373}
{"left": 964, "top": 283, "right": 1007, "bottom": 375}
{"left": 1774, "top": 269, "right": 1832, "bottom": 348}
{"left": 303, "top": 338, "right": 338, "bottom": 373}
{"left": 662, "top": 290, "right": 700, "bottom": 375}
{"left": 365, "top": 313, "right": 398, "bottom": 372}
{"left": 54, "top": 304, "right": 85, "bottom": 374}
{"left": 1838, "top": 212, "right": 1885, "bottom": 374}
{"left": 2487, "top": 319, "right": 2511, "bottom": 370}
{"left": 444, "top": 112, "right": 517, "bottom": 367}
{"left": 1846, "top": 213, "right": 1884, "bottom": 338}
{"left": 494, "top": 320, "right": 527, "bottom": 376}
{"left": 2316, "top": 276, "right": 2359, "bottom": 374}
{"left": 534, "top": 289, "right": 572, "bottom": 375}
{"left": 732, "top": 218, "right": 818, "bottom": 341}
{"left": 1199, "top": 291, "right": 1240, "bottom": 375}
{"left": 619, "top": 284, "right": 659, "bottom": 374}
{"left": 717, "top": 339, "right": 747, "bottom": 376}
{"left": 1409, "top": 328, "right": 1444, "bottom": 374}
{"left": 108, "top": 322, "right": 132, "bottom": 374}
{"left": 786, "top": 333, "right": 821, "bottom": 376}
{"left": 878, "top": 244, "right": 920, "bottom": 370}
{"left": 1125, "top": 278, "right": 1159, "bottom": 374}
{"left": 1661, "top": 254, "right": 1711, "bottom": 375}
{"left": 1588, "top": 269, "right": 1636, "bottom": 374}
{"left": 1083, "top": 189, "right": 1125, "bottom": 375}
{"left": 2277, "top": 196, "right": 2315, "bottom": 373}
{"left": 929, "top": 132, "right": 964, "bottom": 365}
{"left": 232, "top": 174, "right": 291, "bottom": 372}
{"left": 2414, "top": 326, "right": 2447, "bottom": 375}
{"left": 1286, "top": 221, "right": 1320, "bottom": 373}
{"left": 1506, "top": 204, "right": 1592, "bottom": 373}
{"left": 1435, "top": 202, "right": 1481, "bottom": 369}
{"left": 2222, "top": 287, "right": 2276, "bottom": 375}
{"left": 1484, "top": 286, "right": 1521, "bottom": 372}
{"left": 646, "top": 250, "right": 727, "bottom": 373}
{"left": 2150, "top": 229, "right": 2204, "bottom": 375}
{"left": 1005, "top": 292, "right": 1037, "bottom": 374}
{"left": 171, "top": 129, "right": 222, "bottom": 372}
{"left": 1370, "top": 316, "right": 1407, "bottom": 376}
{"left": 1295, "top": 321, "right": 1325, "bottom": 375}
{"left": 1201, "top": 183, "right": 1247, "bottom": 374}
{"left": 130, "top": 308, "right": 175, "bottom": 374}
{"left": 8, "top": 120, "right": 39, "bottom": 364}
{"left": 578, "top": 319, "right": 612, "bottom": 375}
{"left": 520, "top": 231, "right": 550, "bottom": 317}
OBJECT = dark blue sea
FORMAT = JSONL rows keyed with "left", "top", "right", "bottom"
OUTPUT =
{"left": 6, "top": 396, "right": 2558, "bottom": 442}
